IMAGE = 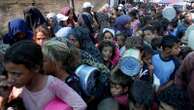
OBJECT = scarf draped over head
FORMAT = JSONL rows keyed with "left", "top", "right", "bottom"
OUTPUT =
{"left": 67, "top": 27, "right": 103, "bottom": 62}
{"left": 3, "top": 18, "right": 33, "bottom": 45}
{"left": 46, "top": 12, "right": 61, "bottom": 34}
{"left": 114, "top": 15, "right": 132, "bottom": 37}
{"left": 23, "top": 6, "right": 47, "bottom": 31}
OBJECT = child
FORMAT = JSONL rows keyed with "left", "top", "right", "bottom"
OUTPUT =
{"left": 140, "top": 44, "right": 154, "bottom": 83}
{"left": 110, "top": 69, "right": 133, "bottom": 110}
{"left": 129, "top": 80, "right": 154, "bottom": 110}
{"left": 152, "top": 36, "right": 179, "bottom": 94}
{"left": 115, "top": 32, "right": 127, "bottom": 56}
{"left": 33, "top": 25, "right": 51, "bottom": 46}
{"left": 3, "top": 40, "right": 87, "bottom": 110}
{"left": 98, "top": 40, "right": 116, "bottom": 69}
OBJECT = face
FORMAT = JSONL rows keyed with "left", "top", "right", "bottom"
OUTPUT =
{"left": 68, "top": 35, "right": 80, "bottom": 48}
{"left": 171, "top": 43, "right": 181, "bottom": 56}
{"left": 116, "top": 35, "right": 125, "bottom": 48}
{"left": 4, "top": 62, "right": 34, "bottom": 88}
{"left": 104, "top": 32, "right": 113, "bottom": 42}
{"left": 35, "top": 32, "right": 47, "bottom": 46}
{"left": 110, "top": 83, "right": 125, "bottom": 96}
{"left": 0, "top": 76, "right": 12, "bottom": 97}
{"left": 124, "top": 21, "right": 131, "bottom": 29}
{"left": 163, "top": 47, "right": 172, "bottom": 58}
{"left": 102, "top": 46, "right": 113, "bottom": 61}
{"left": 144, "top": 30, "right": 154, "bottom": 43}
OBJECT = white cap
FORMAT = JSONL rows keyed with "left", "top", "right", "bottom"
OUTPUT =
{"left": 46, "top": 12, "right": 56, "bottom": 19}
{"left": 56, "top": 13, "right": 69, "bottom": 22}
{"left": 82, "top": 2, "right": 94, "bottom": 8}
{"left": 103, "top": 28, "right": 115, "bottom": 37}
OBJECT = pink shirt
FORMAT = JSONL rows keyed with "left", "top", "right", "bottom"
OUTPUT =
{"left": 20, "top": 75, "right": 87, "bottom": 110}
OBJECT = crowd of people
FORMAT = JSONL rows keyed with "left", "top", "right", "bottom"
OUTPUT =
{"left": 0, "top": 1, "right": 194, "bottom": 110}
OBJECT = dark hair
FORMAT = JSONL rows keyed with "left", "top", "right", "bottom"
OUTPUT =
{"left": 125, "top": 36, "right": 143, "bottom": 50}
{"left": 151, "top": 37, "right": 162, "bottom": 50}
{"left": 130, "top": 80, "right": 154, "bottom": 109}
{"left": 4, "top": 40, "right": 43, "bottom": 71}
{"left": 142, "top": 44, "right": 153, "bottom": 57}
{"left": 179, "top": 46, "right": 193, "bottom": 60}
{"left": 161, "top": 36, "right": 176, "bottom": 49}
{"left": 110, "top": 69, "right": 133, "bottom": 88}
{"left": 97, "top": 97, "right": 119, "bottom": 110}
{"left": 98, "top": 40, "right": 116, "bottom": 60}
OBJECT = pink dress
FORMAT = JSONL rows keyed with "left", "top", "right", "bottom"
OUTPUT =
{"left": 20, "top": 75, "right": 87, "bottom": 110}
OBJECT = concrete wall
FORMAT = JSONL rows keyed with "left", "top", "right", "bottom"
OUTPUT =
{"left": 0, "top": 0, "right": 106, "bottom": 36}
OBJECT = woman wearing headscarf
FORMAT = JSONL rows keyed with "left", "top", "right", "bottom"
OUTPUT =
{"left": 67, "top": 27, "right": 103, "bottom": 63}
{"left": 23, "top": 6, "right": 48, "bottom": 31}
{"left": 3, "top": 18, "right": 33, "bottom": 45}
{"left": 60, "top": 6, "right": 78, "bottom": 28}
{"left": 46, "top": 12, "right": 61, "bottom": 36}
{"left": 114, "top": 15, "right": 132, "bottom": 37}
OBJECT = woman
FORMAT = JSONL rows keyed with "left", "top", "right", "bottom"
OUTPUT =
{"left": 67, "top": 27, "right": 103, "bottom": 63}
{"left": 114, "top": 15, "right": 132, "bottom": 37}
{"left": 3, "top": 18, "right": 33, "bottom": 45}
{"left": 24, "top": 6, "right": 48, "bottom": 31}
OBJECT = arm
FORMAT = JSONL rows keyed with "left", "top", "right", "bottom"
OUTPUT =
{"left": 51, "top": 77, "right": 87, "bottom": 110}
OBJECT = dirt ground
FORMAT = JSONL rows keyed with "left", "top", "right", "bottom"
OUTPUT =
{"left": 0, "top": 0, "right": 106, "bottom": 37}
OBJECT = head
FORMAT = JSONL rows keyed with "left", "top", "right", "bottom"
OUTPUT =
{"left": 171, "top": 38, "right": 181, "bottom": 57}
{"left": 142, "top": 44, "right": 153, "bottom": 66}
{"left": 130, "top": 80, "right": 154, "bottom": 110}
{"left": 33, "top": 25, "right": 50, "bottom": 46}
{"left": 110, "top": 69, "right": 133, "bottom": 96}
{"left": 42, "top": 40, "right": 81, "bottom": 75}
{"left": 82, "top": 2, "right": 93, "bottom": 13}
{"left": 102, "top": 28, "right": 115, "bottom": 42}
{"left": 125, "top": 36, "right": 143, "bottom": 50}
{"left": 98, "top": 40, "right": 115, "bottom": 62}
{"left": 116, "top": 32, "right": 126, "bottom": 48}
{"left": 4, "top": 40, "right": 43, "bottom": 88}
{"left": 178, "top": 46, "right": 192, "bottom": 61}
{"left": 143, "top": 26, "right": 155, "bottom": 44}
{"left": 115, "top": 15, "right": 132, "bottom": 30}
{"left": 151, "top": 37, "right": 162, "bottom": 51}
{"left": 161, "top": 36, "right": 177, "bottom": 58}
{"left": 97, "top": 98, "right": 120, "bottom": 110}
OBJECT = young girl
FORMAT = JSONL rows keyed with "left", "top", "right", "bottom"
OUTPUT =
{"left": 33, "top": 25, "right": 51, "bottom": 46}
{"left": 98, "top": 40, "right": 116, "bottom": 69}
{"left": 3, "top": 40, "right": 87, "bottom": 110}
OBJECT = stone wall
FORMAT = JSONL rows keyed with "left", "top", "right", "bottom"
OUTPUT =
{"left": 0, "top": 0, "right": 106, "bottom": 36}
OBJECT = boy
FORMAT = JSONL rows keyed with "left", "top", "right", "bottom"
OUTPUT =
{"left": 152, "top": 36, "right": 179, "bottom": 94}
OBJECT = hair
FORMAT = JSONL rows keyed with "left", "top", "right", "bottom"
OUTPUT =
{"left": 130, "top": 80, "right": 154, "bottom": 110}
{"left": 151, "top": 37, "right": 162, "bottom": 50}
{"left": 161, "top": 36, "right": 176, "bottom": 49}
{"left": 178, "top": 46, "right": 193, "bottom": 60}
{"left": 42, "top": 40, "right": 79, "bottom": 72}
{"left": 98, "top": 40, "right": 116, "bottom": 60}
{"left": 4, "top": 40, "right": 43, "bottom": 71}
{"left": 125, "top": 36, "right": 143, "bottom": 50}
{"left": 110, "top": 69, "right": 133, "bottom": 88}
{"left": 97, "top": 97, "right": 120, "bottom": 110}
{"left": 142, "top": 44, "right": 153, "bottom": 58}
{"left": 33, "top": 25, "right": 50, "bottom": 39}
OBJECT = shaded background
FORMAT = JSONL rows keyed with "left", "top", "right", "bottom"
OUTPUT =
{"left": 0, "top": 0, "right": 107, "bottom": 37}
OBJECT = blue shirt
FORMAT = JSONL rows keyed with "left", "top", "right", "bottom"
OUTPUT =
{"left": 152, "top": 54, "right": 175, "bottom": 85}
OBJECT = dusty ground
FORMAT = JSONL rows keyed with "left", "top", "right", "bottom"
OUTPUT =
{"left": 0, "top": 0, "right": 106, "bottom": 37}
